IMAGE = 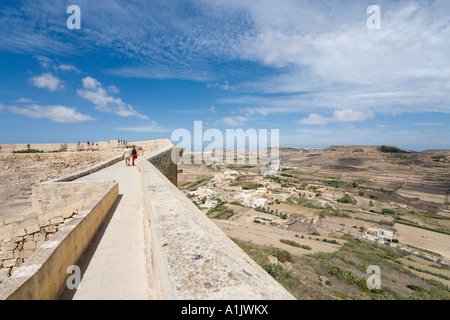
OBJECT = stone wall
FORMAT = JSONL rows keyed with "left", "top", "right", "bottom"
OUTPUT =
{"left": 0, "top": 181, "right": 118, "bottom": 299}
{"left": 0, "top": 181, "right": 115, "bottom": 284}
{"left": 139, "top": 147, "right": 295, "bottom": 300}
{"left": 146, "top": 145, "right": 182, "bottom": 186}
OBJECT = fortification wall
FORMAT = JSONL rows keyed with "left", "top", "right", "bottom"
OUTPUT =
{"left": 0, "top": 181, "right": 118, "bottom": 285}
{"left": 0, "top": 181, "right": 118, "bottom": 299}
{"left": 138, "top": 146, "right": 295, "bottom": 300}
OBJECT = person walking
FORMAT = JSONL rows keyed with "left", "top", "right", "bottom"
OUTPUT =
{"left": 131, "top": 146, "right": 138, "bottom": 166}
{"left": 122, "top": 146, "right": 132, "bottom": 166}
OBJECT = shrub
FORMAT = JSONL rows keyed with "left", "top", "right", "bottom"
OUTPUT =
{"left": 264, "top": 247, "right": 289, "bottom": 263}
{"left": 13, "top": 149, "right": 43, "bottom": 153}
{"left": 280, "top": 239, "right": 312, "bottom": 250}
{"left": 337, "top": 194, "right": 357, "bottom": 205}
{"left": 381, "top": 208, "right": 396, "bottom": 215}
{"left": 327, "top": 180, "right": 341, "bottom": 188}
{"left": 407, "top": 285, "right": 425, "bottom": 292}
{"left": 262, "top": 262, "right": 292, "bottom": 284}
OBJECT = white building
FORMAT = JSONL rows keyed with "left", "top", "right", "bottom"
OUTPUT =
{"left": 376, "top": 229, "right": 393, "bottom": 243}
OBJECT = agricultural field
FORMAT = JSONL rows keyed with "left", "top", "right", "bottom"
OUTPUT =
{"left": 178, "top": 145, "right": 450, "bottom": 299}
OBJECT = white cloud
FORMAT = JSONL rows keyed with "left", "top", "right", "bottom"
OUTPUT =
{"left": 299, "top": 109, "right": 374, "bottom": 125}
{"left": 15, "top": 98, "right": 35, "bottom": 103}
{"left": 107, "top": 85, "right": 120, "bottom": 94}
{"left": 0, "top": 103, "right": 4, "bottom": 111}
{"left": 207, "top": 81, "right": 230, "bottom": 90}
{"left": 35, "top": 55, "right": 52, "bottom": 69}
{"left": 77, "top": 77, "right": 149, "bottom": 120}
{"left": 2, "top": 0, "right": 450, "bottom": 118}
{"left": 215, "top": 116, "right": 249, "bottom": 126}
{"left": 9, "top": 104, "right": 94, "bottom": 124}
{"left": 58, "top": 64, "right": 80, "bottom": 73}
{"left": 298, "top": 113, "right": 330, "bottom": 125}
{"left": 116, "top": 121, "right": 170, "bottom": 133}
{"left": 30, "top": 73, "right": 63, "bottom": 91}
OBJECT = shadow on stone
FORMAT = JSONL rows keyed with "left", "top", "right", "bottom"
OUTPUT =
{"left": 58, "top": 194, "right": 123, "bottom": 300}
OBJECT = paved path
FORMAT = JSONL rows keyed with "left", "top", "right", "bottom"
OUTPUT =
{"left": 59, "top": 160, "right": 152, "bottom": 300}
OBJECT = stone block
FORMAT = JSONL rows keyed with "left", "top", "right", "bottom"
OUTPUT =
{"left": 44, "top": 225, "right": 57, "bottom": 234}
{"left": 0, "top": 268, "right": 11, "bottom": 283}
{"left": 0, "top": 250, "right": 14, "bottom": 260}
{"left": 38, "top": 219, "right": 50, "bottom": 228}
{"left": 62, "top": 211, "right": 76, "bottom": 219}
{"left": 20, "top": 249, "right": 34, "bottom": 260}
{"left": 3, "top": 215, "right": 25, "bottom": 225}
{"left": 11, "top": 236, "right": 24, "bottom": 243}
{"left": 34, "top": 232, "right": 46, "bottom": 242}
{"left": 50, "top": 217, "right": 64, "bottom": 225}
{"left": 23, "top": 241, "right": 36, "bottom": 250}
{"left": 2, "top": 258, "right": 18, "bottom": 268}
{"left": 35, "top": 241, "right": 45, "bottom": 250}
{"left": 10, "top": 228, "right": 26, "bottom": 238}
{"left": 25, "top": 224, "right": 40, "bottom": 235}
{"left": 1, "top": 242, "right": 17, "bottom": 251}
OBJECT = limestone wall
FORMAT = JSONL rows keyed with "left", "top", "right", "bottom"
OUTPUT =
{"left": 0, "top": 181, "right": 118, "bottom": 299}
{"left": 0, "top": 181, "right": 115, "bottom": 284}
{"left": 139, "top": 147, "right": 295, "bottom": 300}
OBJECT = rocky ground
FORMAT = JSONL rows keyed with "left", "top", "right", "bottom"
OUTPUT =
{"left": 0, "top": 150, "right": 121, "bottom": 216}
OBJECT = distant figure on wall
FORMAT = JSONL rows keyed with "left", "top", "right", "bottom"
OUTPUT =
{"left": 123, "top": 146, "right": 132, "bottom": 166}
{"left": 131, "top": 146, "right": 138, "bottom": 166}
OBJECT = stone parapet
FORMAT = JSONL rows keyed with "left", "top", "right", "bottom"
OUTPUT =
{"left": 0, "top": 181, "right": 118, "bottom": 299}
{"left": 139, "top": 147, "right": 295, "bottom": 300}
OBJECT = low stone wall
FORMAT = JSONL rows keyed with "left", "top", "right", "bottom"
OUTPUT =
{"left": 0, "top": 181, "right": 118, "bottom": 299}
{"left": 0, "top": 182, "right": 114, "bottom": 283}
{"left": 138, "top": 147, "right": 295, "bottom": 299}
{"left": 142, "top": 145, "right": 182, "bottom": 186}
{"left": 46, "top": 155, "right": 123, "bottom": 182}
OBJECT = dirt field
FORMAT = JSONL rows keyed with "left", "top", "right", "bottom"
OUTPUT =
{"left": 212, "top": 207, "right": 342, "bottom": 258}
{"left": 395, "top": 224, "right": 450, "bottom": 261}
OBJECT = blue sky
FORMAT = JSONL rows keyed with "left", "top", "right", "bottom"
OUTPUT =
{"left": 0, "top": 0, "right": 449, "bottom": 151}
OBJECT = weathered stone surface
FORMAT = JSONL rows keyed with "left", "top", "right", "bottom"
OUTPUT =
{"left": 11, "top": 236, "right": 23, "bottom": 243}
{"left": 50, "top": 217, "right": 64, "bottom": 225}
{"left": 0, "top": 251, "right": 14, "bottom": 260}
{"left": 10, "top": 229, "right": 26, "bottom": 238}
{"left": 1, "top": 242, "right": 17, "bottom": 251}
{"left": 35, "top": 241, "right": 45, "bottom": 250}
{"left": 23, "top": 241, "right": 36, "bottom": 250}
{"left": 25, "top": 224, "right": 40, "bottom": 235}
{"left": 0, "top": 268, "right": 11, "bottom": 283}
{"left": 44, "top": 226, "right": 57, "bottom": 234}
{"left": 62, "top": 211, "right": 75, "bottom": 219}
{"left": 19, "top": 249, "right": 34, "bottom": 260}
{"left": 33, "top": 232, "right": 46, "bottom": 242}
{"left": 2, "top": 258, "right": 18, "bottom": 268}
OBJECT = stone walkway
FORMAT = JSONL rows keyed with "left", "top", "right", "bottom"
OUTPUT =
{"left": 59, "top": 160, "right": 152, "bottom": 300}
